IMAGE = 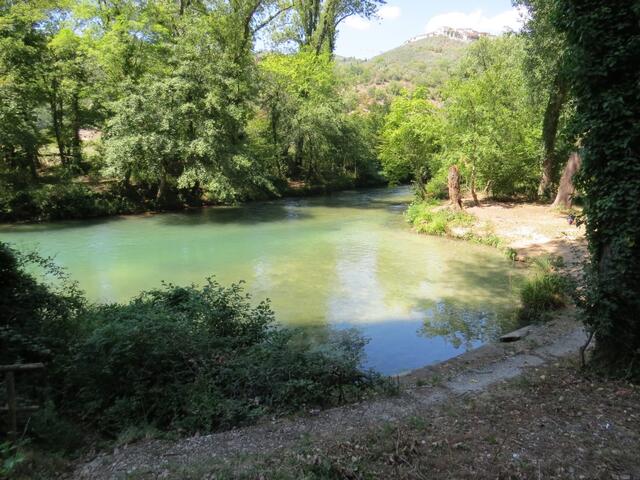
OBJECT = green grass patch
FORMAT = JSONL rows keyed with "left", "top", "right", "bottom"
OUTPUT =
{"left": 518, "top": 256, "right": 572, "bottom": 324}
{"left": 405, "top": 201, "right": 475, "bottom": 236}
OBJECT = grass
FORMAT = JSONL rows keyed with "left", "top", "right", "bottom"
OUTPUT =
{"left": 406, "top": 201, "right": 519, "bottom": 261}
{"left": 518, "top": 256, "right": 572, "bottom": 324}
{"left": 405, "top": 201, "right": 475, "bottom": 236}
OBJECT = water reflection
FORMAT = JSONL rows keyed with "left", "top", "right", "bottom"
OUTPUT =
{"left": 0, "top": 186, "right": 523, "bottom": 374}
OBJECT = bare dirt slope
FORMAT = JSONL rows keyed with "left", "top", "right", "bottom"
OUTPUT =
{"left": 465, "top": 201, "right": 587, "bottom": 275}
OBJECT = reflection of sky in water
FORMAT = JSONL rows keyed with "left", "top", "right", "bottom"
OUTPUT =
{"left": 0, "top": 186, "right": 523, "bottom": 375}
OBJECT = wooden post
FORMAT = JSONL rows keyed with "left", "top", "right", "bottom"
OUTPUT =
{"left": 1, "top": 363, "right": 45, "bottom": 440}
{"left": 6, "top": 371, "right": 17, "bottom": 440}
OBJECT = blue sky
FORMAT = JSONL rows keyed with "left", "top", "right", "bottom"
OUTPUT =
{"left": 335, "top": 1, "right": 526, "bottom": 59}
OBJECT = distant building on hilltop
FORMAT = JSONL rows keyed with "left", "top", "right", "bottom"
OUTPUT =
{"left": 406, "top": 27, "right": 492, "bottom": 44}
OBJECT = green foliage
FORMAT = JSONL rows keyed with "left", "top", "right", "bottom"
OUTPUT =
{"left": 518, "top": 256, "right": 570, "bottom": 324}
{"left": 0, "top": 0, "right": 49, "bottom": 181}
{"left": 1, "top": 1, "right": 387, "bottom": 220}
{"left": 379, "top": 88, "right": 443, "bottom": 196}
{"left": 0, "top": 242, "right": 84, "bottom": 366}
{"left": 440, "top": 36, "right": 543, "bottom": 199}
{"left": 551, "top": 0, "right": 640, "bottom": 378}
{"left": 405, "top": 201, "right": 474, "bottom": 236}
{"left": 0, "top": 183, "right": 136, "bottom": 222}
{"left": 256, "top": 49, "right": 379, "bottom": 185}
{"left": 1, "top": 441, "right": 25, "bottom": 478}
{"left": 1, "top": 243, "right": 384, "bottom": 440}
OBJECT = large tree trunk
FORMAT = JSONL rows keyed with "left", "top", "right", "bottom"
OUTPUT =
{"left": 552, "top": 152, "right": 582, "bottom": 209}
{"left": 538, "top": 77, "right": 568, "bottom": 199}
{"left": 448, "top": 165, "right": 463, "bottom": 211}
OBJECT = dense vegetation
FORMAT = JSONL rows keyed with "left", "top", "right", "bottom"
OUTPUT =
{"left": 2, "top": 2, "right": 639, "bottom": 476}
{"left": 0, "top": 0, "right": 386, "bottom": 221}
{"left": 1, "top": 0, "right": 581, "bottom": 223}
{"left": 551, "top": 0, "right": 640, "bottom": 378}
{"left": 0, "top": 241, "right": 386, "bottom": 447}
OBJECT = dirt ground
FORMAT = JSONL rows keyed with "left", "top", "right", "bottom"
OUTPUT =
{"left": 247, "top": 359, "right": 640, "bottom": 480}
{"left": 465, "top": 201, "right": 587, "bottom": 276}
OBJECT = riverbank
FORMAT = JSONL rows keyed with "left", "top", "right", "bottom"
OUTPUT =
{"left": 408, "top": 199, "right": 587, "bottom": 276}
{"left": 66, "top": 308, "right": 637, "bottom": 479}
{"left": 0, "top": 176, "right": 388, "bottom": 224}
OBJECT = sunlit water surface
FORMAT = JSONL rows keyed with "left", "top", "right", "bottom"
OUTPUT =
{"left": 0, "top": 187, "right": 524, "bottom": 374}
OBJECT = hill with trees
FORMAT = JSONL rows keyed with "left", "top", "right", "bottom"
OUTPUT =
{"left": 337, "top": 35, "right": 470, "bottom": 104}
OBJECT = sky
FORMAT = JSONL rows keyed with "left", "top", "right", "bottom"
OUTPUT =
{"left": 335, "top": 1, "right": 527, "bottom": 59}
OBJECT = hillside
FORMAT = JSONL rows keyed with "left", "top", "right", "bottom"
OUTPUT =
{"left": 337, "top": 36, "right": 470, "bottom": 96}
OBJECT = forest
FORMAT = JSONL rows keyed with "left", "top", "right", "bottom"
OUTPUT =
{"left": 2, "top": 0, "right": 573, "bottom": 222}
{"left": 1, "top": 0, "right": 639, "bottom": 478}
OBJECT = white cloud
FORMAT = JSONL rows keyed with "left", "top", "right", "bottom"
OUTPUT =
{"left": 425, "top": 7, "right": 527, "bottom": 35}
{"left": 378, "top": 5, "right": 401, "bottom": 20}
{"left": 344, "top": 16, "right": 373, "bottom": 31}
{"left": 343, "top": 4, "right": 401, "bottom": 30}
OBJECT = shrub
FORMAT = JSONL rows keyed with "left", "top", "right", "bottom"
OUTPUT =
{"left": 61, "top": 281, "right": 384, "bottom": 435}
{"left": 518, "top": 256, "right": 571, "bottom": 324}
{"left": 0, "top": 183, "right": 138, "bottom": 222}
{"left": 0, "top": 243, "right": 85, "bottom": 366}
{"left": 1, "top": 441, "right": 25, "bottom": 478}
{"left": 1, "top": 243, "right": 385, "bottom": 440}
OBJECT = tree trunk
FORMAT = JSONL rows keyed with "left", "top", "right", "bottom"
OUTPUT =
{"left": 552, "top": 152, "right": 582, "bottom": 209}
{"left": 448, "top": 165, "right": 463, "bottom": 210}
{"left": 469, "top": 161, "right": 480, "bottom": 206}
{"left": 27, "top": 144, "right": 38, "bottom": 180}
{"left": 156, "top": 173, "right": 168, "bottom": 207}
{"left": 70, "top": 92, "right": 82, "bottom": 169}
{"left": 293, "top": 136, "right": 304, "bottom": 178}
{"left": 49, "top": 82, "right": 66, "bottom": 165}
{"left": 538, "top": 77, "right": 568, "bottom": 199}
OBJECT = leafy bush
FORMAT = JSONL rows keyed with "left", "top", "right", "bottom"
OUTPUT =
{"left": 1, "top": 243, "right": 385, "bottom": 440}
{"left": 0, "top": 183, "right": 137, "bottom": 222}
{"left": 405, "top": 201, "right": 474, "bottom": 236}
{"left": 518, "top": 256, "right": 571, "bottom": 324}
{"left": 1, "top": 441, "right": 25, "bottom": 478}
{"left": 62, "top": 280, "right": 383, "bottom": 435}
{"left": 0, "top": 243, "right": 84, "bottom": 366}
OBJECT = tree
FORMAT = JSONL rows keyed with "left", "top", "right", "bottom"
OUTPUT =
{"left": 552, "top": 0, "right": 640, "bottom": 377}
{"left": 259, "top": 49, "right": 340, "bottom": 180}
{"left": 101, "top": 1, "right": 275, "bottom": 206}
{"left": 269, "top": 0, "right": 385, "bottom": 54}
{"left": 0, "top": 0, "right": 50, "bottom": 181}
{"left": 46, "top": 27, "right": 92, "bottom": 170}
{"left": 378, "top": 88, "right": 442, "bottom": 197}
{"left": 441, "top": 36, "right": 542, "bottom": 201}
{"left": 517, "top": 0, "right": 572, "bottom": 200}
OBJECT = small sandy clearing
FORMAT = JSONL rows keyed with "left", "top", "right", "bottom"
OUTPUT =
{"left": 465, "top": 201, "right": 587, "bottom": 276}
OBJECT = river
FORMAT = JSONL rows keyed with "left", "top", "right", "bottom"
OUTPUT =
{"left": 0, "top": 186, "right": 523, "bottom": 374}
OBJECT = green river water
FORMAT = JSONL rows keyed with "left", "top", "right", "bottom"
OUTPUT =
{"left": 0, "top": 186, "right": 524, "bottom": 374}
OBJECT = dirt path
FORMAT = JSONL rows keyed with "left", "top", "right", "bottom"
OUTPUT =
{"left": 73, "top": 313, "right": 587, "bottom": 479}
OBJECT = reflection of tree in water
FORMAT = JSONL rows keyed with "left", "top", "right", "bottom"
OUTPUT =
{"left": 419, "top": 299, "right": 517, "bottom": 349}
